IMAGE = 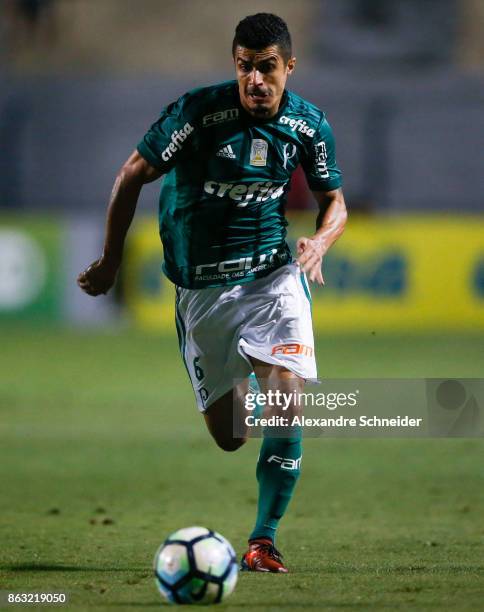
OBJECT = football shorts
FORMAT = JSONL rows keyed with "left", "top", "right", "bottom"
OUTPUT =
{"left": 174, "top": 262, "right": 317, "bottom": 412}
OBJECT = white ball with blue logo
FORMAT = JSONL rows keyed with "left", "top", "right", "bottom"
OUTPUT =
{"left": 154, "top": 526, "right": 238, "bottom": 604}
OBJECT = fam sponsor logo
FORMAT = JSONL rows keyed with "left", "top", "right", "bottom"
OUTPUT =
{"left": 272, "top": 343, "right": 314, "bottom": 357}
{"left": 267, "top": 455, "right": 302, "bottom": 470}
{"left": 161, "top": 123, "right": 194, "bottom": 162}
{"left": 279, "top": 115, "right": 316, "bottom": 137}
{"left": 202, "top": 108, "right": 239, "bottom": 126}
{"left": 314, "top": 140, "right": 329, "bottom": 178}
{"left": 203, "top": 180, "right": 287, "bottom": 206}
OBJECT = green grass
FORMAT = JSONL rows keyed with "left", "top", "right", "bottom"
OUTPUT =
{"left": 1, "top": 326, "right": 483, "bottom": 610}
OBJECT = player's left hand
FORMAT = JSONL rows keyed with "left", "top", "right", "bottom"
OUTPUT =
{"left": 296, "top": 236, "right": 326, "bottom": 285}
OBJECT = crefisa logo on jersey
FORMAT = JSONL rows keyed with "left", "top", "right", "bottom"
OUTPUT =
{"left": 250, "top": 139, "right": 268, "bottom": 167}
{"left": 203, "top": 180, "right": 287, "bottom": 206}
{"left": 161, "top": 123, "right": 194, "bottom": 162}
{"left": 279, "top": 116, "right": 316, "bottom": 137}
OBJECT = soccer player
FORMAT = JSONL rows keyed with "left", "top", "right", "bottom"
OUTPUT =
{"left": 78, "top": 13, "right": 347, "bottom": 573}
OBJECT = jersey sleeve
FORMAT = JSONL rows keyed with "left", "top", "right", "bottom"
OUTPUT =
{"left": 301, "top": 115, "right": 342, "bottom": 192}
{"left": 137, "top": 93, "right": 197, "bottom": 173}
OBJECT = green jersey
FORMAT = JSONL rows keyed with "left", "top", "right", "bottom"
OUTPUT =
{"left": 137, "top": 80, "right": 342, "bottom": 289}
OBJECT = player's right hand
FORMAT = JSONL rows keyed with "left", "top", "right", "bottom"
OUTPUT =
{"left": 77, "top": 256, "right": 119, "bottom": 296}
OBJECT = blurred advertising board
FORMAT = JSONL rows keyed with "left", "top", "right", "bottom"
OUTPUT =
{"left": 0, "top": 216, "right": 117, "bottom": 324}
{"left": 123, "top": 214, "right": 484, "bottom": 332}
{"left": 0, "top": 218, "right": 62, "bottom": 321}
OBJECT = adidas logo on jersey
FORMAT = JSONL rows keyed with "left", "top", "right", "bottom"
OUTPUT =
{"left": 216, "top": 144, "right": 236, "bottom": 159}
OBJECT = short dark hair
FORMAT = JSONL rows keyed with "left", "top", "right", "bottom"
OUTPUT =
{"left": 232, "top": 13, "right": 292, "bottom": 62}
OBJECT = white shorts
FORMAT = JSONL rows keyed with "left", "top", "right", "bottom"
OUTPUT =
{"left": 175, "top": 262, "right": 317, "bottom": 412}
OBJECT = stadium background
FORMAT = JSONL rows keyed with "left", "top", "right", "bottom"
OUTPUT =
{"left": 1, "top": 1, "right": 483, "bottom": 609}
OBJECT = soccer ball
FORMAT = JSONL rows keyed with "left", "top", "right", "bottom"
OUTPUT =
{"left": 153, "top": 526, "right": 238, "bottom": 604}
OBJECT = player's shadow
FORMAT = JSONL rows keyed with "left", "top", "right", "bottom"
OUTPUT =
{"left": 3, "top": 562, "right": 144, "bottom": 572}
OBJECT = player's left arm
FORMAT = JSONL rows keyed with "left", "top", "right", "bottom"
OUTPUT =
{"left": 296, "top": 187, "right": 347, "bottom": 285}
{"left": 298, "top": 112, "right": 346, "bottom": 284}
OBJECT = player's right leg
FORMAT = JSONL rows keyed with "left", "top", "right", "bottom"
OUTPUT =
{"left": 174, "top": 284, "right": 253, "bottom": 435}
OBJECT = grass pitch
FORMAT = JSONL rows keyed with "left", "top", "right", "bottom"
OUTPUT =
{"left": 1, "top": 326, "right": 483, "bottom": 610}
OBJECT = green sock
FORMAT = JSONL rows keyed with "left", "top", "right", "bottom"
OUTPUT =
{"left": 249, "top": 435, "right": 302, "bottom": 543}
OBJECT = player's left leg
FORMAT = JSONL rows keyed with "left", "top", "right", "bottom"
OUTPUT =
{"left": 203, "top": 380, "right": 250, "bottom": 452}
{"left": 241, "top": 359, "right": 304, "bottom": 573}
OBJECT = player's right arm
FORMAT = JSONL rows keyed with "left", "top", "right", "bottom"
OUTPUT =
{"left": 77, "top": 150, "right": 162, "bottom": 296}
{"left": 78, "top": 90, "right": 198, "bottom": 296}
